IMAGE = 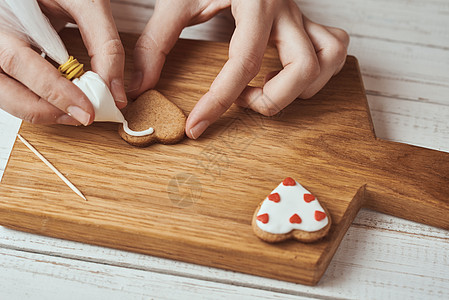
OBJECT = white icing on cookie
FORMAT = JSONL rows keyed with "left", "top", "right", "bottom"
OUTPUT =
{"left": 122, "top": 120, "right": 154, "bottom": 136}
{"left": 256, "top": 178, "right": 329, "bottom": 234}
{"left": 72, "top": 71, "right": 154, "bottom": 136}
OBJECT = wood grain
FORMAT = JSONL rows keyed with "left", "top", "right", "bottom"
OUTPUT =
{"left": 0, "top": 28, "right": 448, "bottom": 285}
{"left": 1, "top": 213, "right": 448, "bottom": 298}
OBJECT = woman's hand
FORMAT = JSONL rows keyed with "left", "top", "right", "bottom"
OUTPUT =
{"left": 0, "top": 0, "right": 126, "bottom": 126}
{"left": 128, "top": 0, "right": 349, "bottom": 139}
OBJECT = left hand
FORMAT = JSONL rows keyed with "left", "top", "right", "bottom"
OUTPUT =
{"left": 39, "top": 0, "right": 127, "bottom": 108}
{"left": 128, "top": 0, "right": 349, "bottom": 139}
{"left": 0, "top": 0, "right": 127, "bottom": 126}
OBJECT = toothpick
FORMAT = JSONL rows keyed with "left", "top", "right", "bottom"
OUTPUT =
{"left": 17, "top": 134, "right": 87, "bottom": 201}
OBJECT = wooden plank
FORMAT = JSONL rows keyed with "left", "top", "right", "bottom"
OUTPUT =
{"left": 111, "top": 0, "right": 449, "bottom": 49}
{"left": 368, "top": 94, "right": 449, "bottom": 152}
{"left": 0, "top": 28, "right": 448, "bottom": 285}
{"left": 297, "top": 0, "right": 449, "bottom": 49}
{"left": 0, "top": 29, "right": 368, "bottom": 285}
{"left": 0, "top": 247, "right": 314, "bottom": 300}
{"left": 351, "top": 36, "right": 449, "bottom": 105}
{"left": 0, "top": 0, "right": 448, "bottom": 297}
{"left": 110, "top": 0, "right": 234, "bottom": 42}
{"left": 1, "top": 210, "right": 448, "bottom": 298}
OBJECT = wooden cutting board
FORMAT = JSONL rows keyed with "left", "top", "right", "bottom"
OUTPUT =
{"left": 0, "top": 29, "right": 448, "bottom": 286}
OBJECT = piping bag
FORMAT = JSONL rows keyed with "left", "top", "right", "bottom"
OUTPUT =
{"left": 0, "top": 0, "right": 153, "bottom": 137}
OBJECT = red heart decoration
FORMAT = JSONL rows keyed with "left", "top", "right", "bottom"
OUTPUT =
{"left": 289, "top": 214, "right": 302, "bottom": 224}
{"left": 315, "top": 211, "right": 326, "bottom": 221}
{"left": 282, "top": 177, "right": 296, "bottom": 186}
{"left": 257, "top": 213, "right": 269, "bottom": 224}
{"left": 304, "top": 193, "right": 316, "bottom": 203}
{"left": 268, "top": 193, "right": 280, "bottom": 203}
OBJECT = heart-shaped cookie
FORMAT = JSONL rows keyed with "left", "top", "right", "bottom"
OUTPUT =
{"left": 118, "top": 90, "right": 186, "bottom": 147}
{"left": 252, "top": 177, "right": 331, "bottom": 243}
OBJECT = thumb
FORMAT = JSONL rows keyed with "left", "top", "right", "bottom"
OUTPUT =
{"left": 64, "top": 0, "right": 127, "bottom": 108}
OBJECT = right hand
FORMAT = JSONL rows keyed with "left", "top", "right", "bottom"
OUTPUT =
{"left": 127, "top": 0, "right": 349, "bottom": 139}
{"left": 0, "top": 0, "right": 126, "bottom": 126}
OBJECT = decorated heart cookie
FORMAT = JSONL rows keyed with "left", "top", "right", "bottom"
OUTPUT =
{"left": 118, "top": 90, "right": 186, "bottom": 147}
{"left": 252, "top": 177, "right": 331, "bottom": 243}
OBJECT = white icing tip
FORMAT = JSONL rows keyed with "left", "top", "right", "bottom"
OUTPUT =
{"left": 123, "top": 120, "right": 154, "bottom": 137}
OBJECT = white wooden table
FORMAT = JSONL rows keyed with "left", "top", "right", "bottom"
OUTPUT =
{"left": 1, "top": 1, "right": 448, "bottom": 298}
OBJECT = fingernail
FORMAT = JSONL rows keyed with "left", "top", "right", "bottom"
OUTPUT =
{"left": 189, "top": 120, "right": 210, "bottom": 139}
{"left": 128, "top": 71, "right": 142, "bottom": 93}
{"left": 56, "top": 114, "right": 81, "bottom": 126}
{"left": 67, "top": 106, "right": 91, "bottom": 126}
{"left": 111, "top": 78, "right": 127, "bottom": 109}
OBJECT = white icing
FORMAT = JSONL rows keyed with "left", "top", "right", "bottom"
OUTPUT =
{"left": 72, "top": 71, "right": 154, "bottom": 136}
{"left": 122, "top": 120, "right": 154, "bottom": 136}
{"left": 256, "top": 180, "right": 329, "bottom": 234}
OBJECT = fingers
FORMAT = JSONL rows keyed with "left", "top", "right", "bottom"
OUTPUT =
{"left": 325, "top": 26, "right": 350, "bottom": 75}
{"left": 127, "top": 0, "right": 230, "bottom": 98}
{"left": 0, "top": 33, "right": 94, "bottom": 125}
{"left": 63, "top": 0, "right": 127, "bottom": 108}
{"left": 235, "top": 4, "right": 319, "bottom": 116}
{"left": 185, "top": 1, "right": 273, "bottom": 139}
{"left": 300, "top": 17, "right": 349, "bottom": 98}
{"left": 236, "top": 5, "right": 349, "bottom": 115}
{"left": 126, "top": 2, "right": 192, "bottom": 98}
{"left": 0, "top": 72, "right": 80, "bottom": 125}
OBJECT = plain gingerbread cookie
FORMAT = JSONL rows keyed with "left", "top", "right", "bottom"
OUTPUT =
{"left": 118, "top": 90, "right": 186, "bottom": 147}
{"left": 252, "top": 177, "right": 332, "bottom": 243}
